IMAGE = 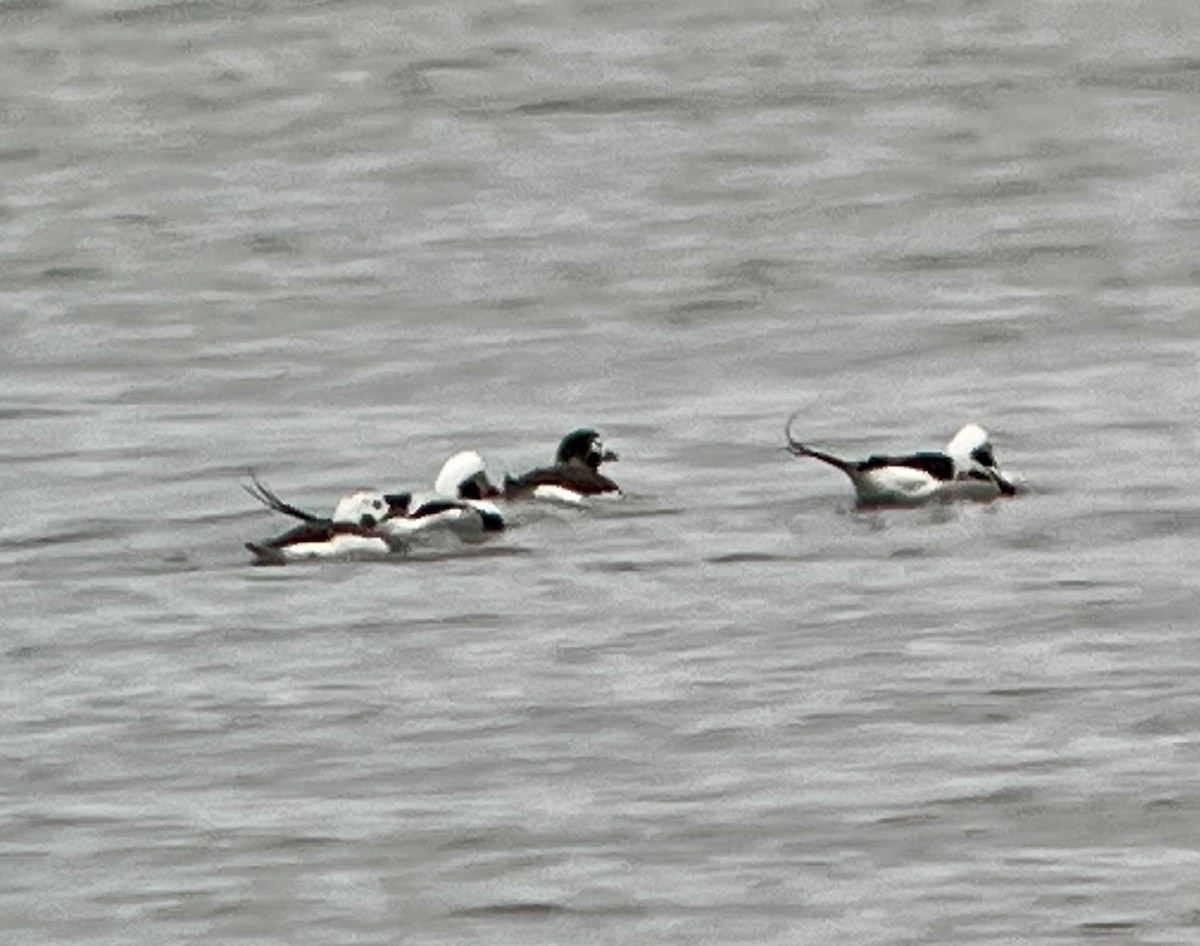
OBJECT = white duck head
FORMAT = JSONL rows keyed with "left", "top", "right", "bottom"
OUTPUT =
{"left": 434, "top": 450, "right": 502, "bottom": 500}
{"left": 945, "top": 424, "right": 1016, "bottom": 496}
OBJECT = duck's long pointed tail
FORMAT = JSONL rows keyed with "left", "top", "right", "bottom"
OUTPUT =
{"left": 242, "top": 470, "right": 325, "bottom": 523}
{"left": 784, "top": 413, "right": 857, "bottom": 475}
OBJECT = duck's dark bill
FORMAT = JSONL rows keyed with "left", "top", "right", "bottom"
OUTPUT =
{"left": 989, "top": 469, "right": 1017, "bottom": 496}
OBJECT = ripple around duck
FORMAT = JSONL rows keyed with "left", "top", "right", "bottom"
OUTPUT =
{"left": 513, "top": 95, "right": 689, "bottom": 117}
{"left": 703, "top": 552, "right": 809, "bottom": 565}
{"left": 447, "top": 901, "right": 573, "bottom": 918}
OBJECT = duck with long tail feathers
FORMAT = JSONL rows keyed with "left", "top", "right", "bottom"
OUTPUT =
{"left": 784, "top": 414, "right": 1017, "bottom": 506}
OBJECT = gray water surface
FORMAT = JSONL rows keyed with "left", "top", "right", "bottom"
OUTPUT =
{"left": 3, "top": 1, "right": 1200, "bottom": 943}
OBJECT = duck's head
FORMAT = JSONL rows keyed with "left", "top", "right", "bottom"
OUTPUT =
{"left": 556, "top": 428, "right": 618, "bottom": 469}
{"left": 331, "top": 490, "right": 411, "bottom": 527}
{"left": 434, "top": 450, "right": 502, "bottom": 500}
{"left": 946, "top": 424, "right": 1016, "bottom": 496}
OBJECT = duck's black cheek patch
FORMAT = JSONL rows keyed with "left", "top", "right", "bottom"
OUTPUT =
{"left": 971, "top": 445, "right": 996, "bottom": 467}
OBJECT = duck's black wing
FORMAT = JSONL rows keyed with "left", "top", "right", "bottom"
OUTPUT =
{"left": 408, "top": 498, "right": 506, "bottom": 533}
{"left": 858, "top": 452, "right": 955, "bottom": 481}
{"left": 254, "top": 520, "right": 338, "bottom": 550}
{"left": 504, "top": 464, "right": 620, "bottom": 497}
{"left": 409, "top": 499, "right": 465, "bottom": 519}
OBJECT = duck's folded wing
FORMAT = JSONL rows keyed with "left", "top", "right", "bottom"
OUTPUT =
{"left": 860, "top": 452, "right": 955, "bottom": 482}
{"left": 256, "top": 521, "right": 339, "bottom": 549}
{"left": 507, "top": 465, "right": 619, "bottom": 497}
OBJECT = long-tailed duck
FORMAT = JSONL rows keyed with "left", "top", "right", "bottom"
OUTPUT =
{"left": 243, "top": 454, "right": 505, "bottom": 562}
{"left": 243, "top": 478, "right": 411, "bottom": 565}
{"left": 433, "top": 449, "right": 503, "bottom": 502}
{"left": 784, "top": 415, "right": 1017, "bottom": 506}
{"left": 503, "top": 428, "right": 621, "bottom": 504}
{"left": 387, "top": 450, "right": 506, "bottom": 542}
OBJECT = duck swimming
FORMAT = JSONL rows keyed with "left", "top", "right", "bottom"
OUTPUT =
{"left": 243, "top": 478, "right": 411, "bottom": 564}
{"left": 395, "top": 449, "right": 506, "bottom": 541}
{"left": 784, "top": 414, "right": 1017, "bottom": 506}
{"left": 433, "top": 449, "right": 503, "bottom": 502}
{"left": 243, "top": 453, "right": 505, "bottom": 562}
{"left": 503, "top": 428, "right": 621, "bottom": 504}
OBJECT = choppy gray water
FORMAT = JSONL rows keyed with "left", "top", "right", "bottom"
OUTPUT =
{"left": 3, "top": 1, "right": 1200, "bottom": 943}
